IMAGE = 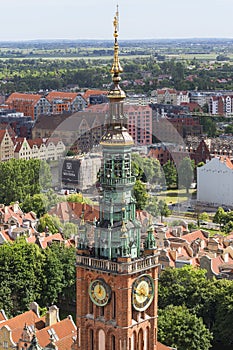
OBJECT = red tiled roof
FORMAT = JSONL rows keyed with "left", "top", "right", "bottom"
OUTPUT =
{"left": 0, "top": 204, "right": 24, "bottom": 226}
{"left": 219, "top": 156, "right": 233, "bottom": 170}
{"left": 27, "top": 138, "right": 44, "bottom": 148}
{"left": 211, "top": 255, "right": 224, "bottom": 275}
{"left": 46, "top": 91, "right": 79, "bottom": 103}
{"left": 0, "top": 129, "right": 6, "bottom": 143}
{"left": 180, "top": 102, "right": 202, "bottom": 112}
{"left": 82, "top": 89, "right": 107, "bottom": 100}
{"left": 6, "top": 93, "right": 42, "bottom": 105}
{"left": 36, "top": 316, "right": 76, "bottom": 347}
{"left": 0, "top": 310, "right": 44, "bottom": 343}
{"left": 38, "top": 233, "right": 65, "bottom": 249}
{"left": 157, "top": 341, "right": 172, "bottom": 350}
{"left": 182, "top": 230, "right": 208, "bottom": 244}
{"left": 0, "top": 310, "right": 7, "bottom": 323}
{"left": 49, "top": 202, "right": 99, "bottom": 223}
{"left": 0, "top": 230, "right": 13, "bottom": 243}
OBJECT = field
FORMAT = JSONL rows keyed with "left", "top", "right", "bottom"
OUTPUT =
{"left": 156, "top": 188, "right": 196, "bottom": 205}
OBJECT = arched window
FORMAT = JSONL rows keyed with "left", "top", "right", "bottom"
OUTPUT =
{"left": 111, "top": 335, "right": 116, "bottom": 350}
{"left": 98, "top": 329, "right": 105, "bottom": 350}
{"left": 131, "top": 331, "right": 137, "bottom": 350}
{"left": 112, "top": 291, "right": 116, "bottom": 319}
{"left": 145, "top": 327, "right": 149, "bottom": 350}
{"left": 138, "top": 329, "right": 143, "bottom": 350}
{"left": 90, "top": 329, "right": 94, "bottom": 350}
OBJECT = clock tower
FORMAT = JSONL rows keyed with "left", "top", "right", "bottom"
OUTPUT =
{"left": 76, "top": 8, "right": 159, "bottom": 350}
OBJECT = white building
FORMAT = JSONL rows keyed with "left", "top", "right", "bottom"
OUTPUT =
{"left": 14, "top": 137, "right": 66, "bottom": 161}
{"left": 197, "top": 157, "right": 233, "bottom": 207}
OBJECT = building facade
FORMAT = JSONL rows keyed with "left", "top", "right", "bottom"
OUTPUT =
{"left": 197, "top": 157, "right": 233, "bottom": 207}
{"left": 0, "top": 128, "right": 14, "bottom": 161}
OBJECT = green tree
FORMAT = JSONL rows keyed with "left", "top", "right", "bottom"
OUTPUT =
{"left": 131, "top": 154, "right": 161, "bottom": 184}
{"left": 145, "top": 195, "right": 159, "bottom": 217}
{"left": 213, "top": 207, "right": 227, "bottom": 228}
{"left": 213, "top": 279, "right": 233, "bottom": 347}
{"left": 158, "top": 200, "right": 170, "bottom": 222}
{"left": 158, "top": 305, "right": 213, "bottom": 350}
{"left": 21, "top": 193, "right": 49, "bottom": 217}
{"left": 178, "top": 157, "right": 194, "bottom": 193}
{"left": 163, "top": 160, "right": 177, "bottom": 188}
{"left": 158, "top": 266, "right": 217, "bottom": 327}
{"left": 63, "top": 222, "right": 78, "bottom": 239}
{"left": 199, "top": 212, "right": 209, "bottom": 222}
{"left": 0, "top": 239, "right": 44, "bottom": 316}
{"left": 0, "top": 159, "right": 51, "bottom": 205}
{"left": 133, "top": 180, "right": 149, "bottom": 210}
{"left": 66, "top": 193, "right": 92, "bottom": 204}
{"left": 41, "top": 246, "right": 64, "bottom": 305}
{"left": 48, "top": 243, "right": 76, "bottom": 305}
{"left": 38, "top": 214, "right": 62, "bottom": 234}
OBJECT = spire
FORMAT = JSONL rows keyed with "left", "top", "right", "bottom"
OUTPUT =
{"left": 108, "top": 5, "right": 126, "bottom": 100}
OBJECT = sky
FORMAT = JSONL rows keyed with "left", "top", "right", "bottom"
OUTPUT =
{"left": 1, "top": 0, "right": 233, "bottom": 41}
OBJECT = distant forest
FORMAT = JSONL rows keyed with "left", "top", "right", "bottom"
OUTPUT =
{"left": 1, "top": 39, "right": 233, "bottom": 94}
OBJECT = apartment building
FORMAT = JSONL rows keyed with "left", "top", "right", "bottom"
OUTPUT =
{"left": 5, "top": 93, "right": 51, "bottom": 120}
{"left": 156, "top": 88, "right": 178, "bottom": 105}
{"left": 14, "top": 137, "right": 66, "bottom": 161}
{"left": 46, "top": 91, "right": 87, "bottom": 114}
{"left": 0, "top": 128, "right": 14, "bottom": 161}
{"left": 209, "top": 95, "right": 233, "bottom": 116}
{"left": 87, "top": 103, "right": 153, "bottom": 145}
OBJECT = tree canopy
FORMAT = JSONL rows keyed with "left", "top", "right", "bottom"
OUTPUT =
{"left": 158, "top": 305, "right": 213, "bottom": 350}
{"left": 0, "top": 159, "right": 51, "bottom": 205}
{"left": 159, "top": 265, "right": 233, "bottom": 348}
{"left": 0, "top": 238, "right": 76, "bottom": 317}
{"left": 177, "top": 157, "right": 194, "bottom": 193}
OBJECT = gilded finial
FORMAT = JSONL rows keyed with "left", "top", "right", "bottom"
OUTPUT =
{"left": 106, "top": 6, "right": 126, "bottom": 102}
{"left": 109, "top": 5, "right": 124, "bottom": 95}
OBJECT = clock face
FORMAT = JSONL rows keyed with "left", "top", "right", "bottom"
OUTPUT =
{"left": 89, "top": 279, "right": 111, "bottom": 307}
{"left": 132, "top": 275, "right": 154, "bottom": 311}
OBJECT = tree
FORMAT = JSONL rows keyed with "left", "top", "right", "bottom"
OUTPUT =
{"left": 213, "top": 207, "right": 227, "bottom": 228}
{"left": 131, "top": 153, "right": 161, "bottom": 184}
{"left": 40, "top": 246, "right": 64, "bottom": 305}
{"left": 163, "top": 160, "right": 177, "bottom": 188}
{"left": 178, "top": 157, "right": 194, "bottom": 193}
{"left": 0, "top": 238, "right": 44, "bottom": 316}
{"left": 21, "top": 193, "right": 49, "bottom": 217}
{"left": 158, "top": 305, "right": 213, "bottom": 350}
{"left": 199, "top": 212, "right": 209, "bottom": 222}
{"left": 213, "top": 279, "right": 233, "bottom": 347}
{"left": 145, "top": 195, "right": 159, "bottom": 217}
{"left": 0, "top": 159, "right": 51, "bottom": 205}
{"left": 66, "top": 193, "right": 92, "bottom": 204}
{"left": 133, "top": 180, "right": 149, "bottom": 210}
{"left": 158, "top": 200, "right": 170, "bottom": 222}
{"left": 63, "top": 222, "right": 78, "bottom": 239}
{"left": 48, "top": 243, "right": 76, "bottom": 305}
{"left": 158, "top": 266, "right": 217, "bottom": 327}
{"left": 38, "top": 214, "right": 62, "bottom": 234}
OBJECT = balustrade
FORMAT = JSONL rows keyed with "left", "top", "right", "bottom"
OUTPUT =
{"left": 76, "top": 254, "right": 159, "bottom": 274}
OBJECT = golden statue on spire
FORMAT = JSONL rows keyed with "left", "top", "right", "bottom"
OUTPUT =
{"left": 108, "top": 5, "right": 126, "bottom": 100}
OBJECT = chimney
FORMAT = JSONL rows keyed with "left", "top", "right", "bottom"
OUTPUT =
{"left": 172, "top": 228, "right": 177, "bottom": 237}
{"left": 45, "top": 305, "right": 60, "bottom": 327}
{"left": 224, "top": 253, "right": 229, "bottom": 263}
{"left": 29, "top": 301, "right": 40, "bottom": 317}
{"left": 13, "top": 202, "right": 19, "bottom": 213}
